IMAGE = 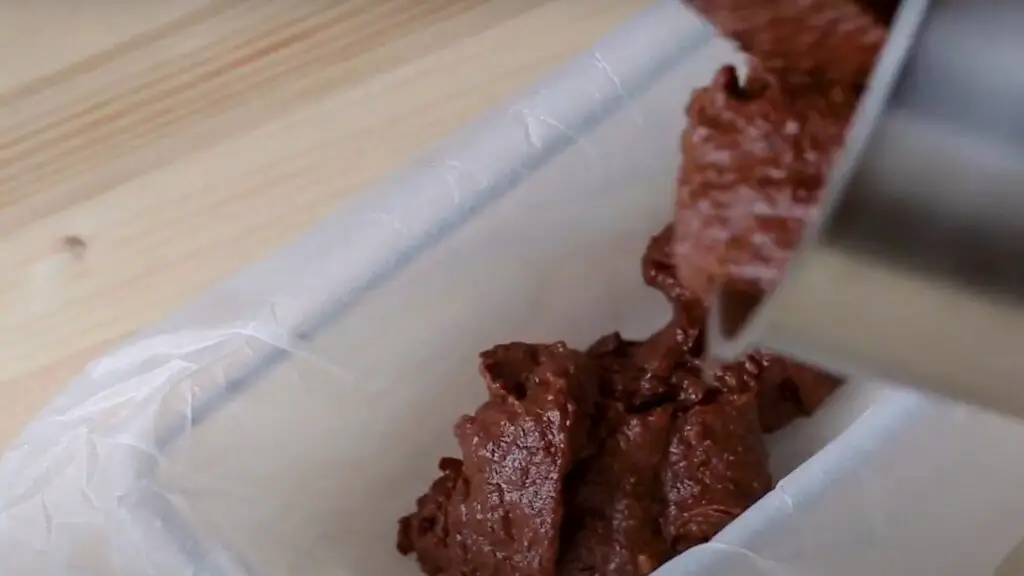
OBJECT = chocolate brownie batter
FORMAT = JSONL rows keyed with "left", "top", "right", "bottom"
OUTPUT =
{"left": 452, "top": 343, "right": 600, "bottom": 576}
{"left": 397, "top": 323, "right": 838, "bottom": 575}
{"left": 673, "top": 64, "right": 859, "bottom": 297}
{"left": 752, "top": 352, "right": 844, "bottom": 433}
{"left": 585, "top": 320, "right": 710, "bottom": 413}
{"left": 641, "top": 226, "right": 842, "bottom": 432}
{"left": 687, "top": 0, "right": 896, "bottom": 88}
{"left": 398, "top": 458, "right": 464, "bottom": 575}
{"left": 398, "top": 1, "right": 893, "bottom": 574}
{"left": 661, "top": 392, "right": 771, "bottom": 553}
{"left": 558, "top": 405, "right": 675, "bottom": 576}
{"left": 673, "top": 0, "right": 898, "bottom": 297}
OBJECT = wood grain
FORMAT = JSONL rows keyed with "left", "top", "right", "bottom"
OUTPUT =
{"left": 0, "top": 0, "right": 653, "bottom": 443}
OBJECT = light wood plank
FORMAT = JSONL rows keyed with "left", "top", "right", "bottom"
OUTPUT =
{"left": 0, "top": 0, "right": 653, "bottom": 441}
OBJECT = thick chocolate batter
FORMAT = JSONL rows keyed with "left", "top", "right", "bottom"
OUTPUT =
{"left": 661, "top": 392, "right": 771, "bottom": 553}
{"left": 687, "top": 0, "right": 896, "bottom": 88}
{"left": 641, "top": 226, "right": 842, "bottom": 432}
{"left": 397, "top": 291, "right": 840, "bottom": 575}
{"left": 558, "top": 405, "right": 675, "bottom": 575}
{"left": 398, "top": 1, "right": 892, "bottom": 574}
{"left": 673, "top": 0, "right": 899, "bottom": 297}
{"left": 674, "top": 64, "right": 858, "bottom": 297}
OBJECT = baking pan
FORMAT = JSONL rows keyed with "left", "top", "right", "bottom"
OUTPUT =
{"left": 4, "top": 2, "right": 1024, "bottom": 575}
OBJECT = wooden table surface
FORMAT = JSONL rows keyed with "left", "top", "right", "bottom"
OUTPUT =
{"left": 0, "top": 0, "right": 652, "bottom": 443}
